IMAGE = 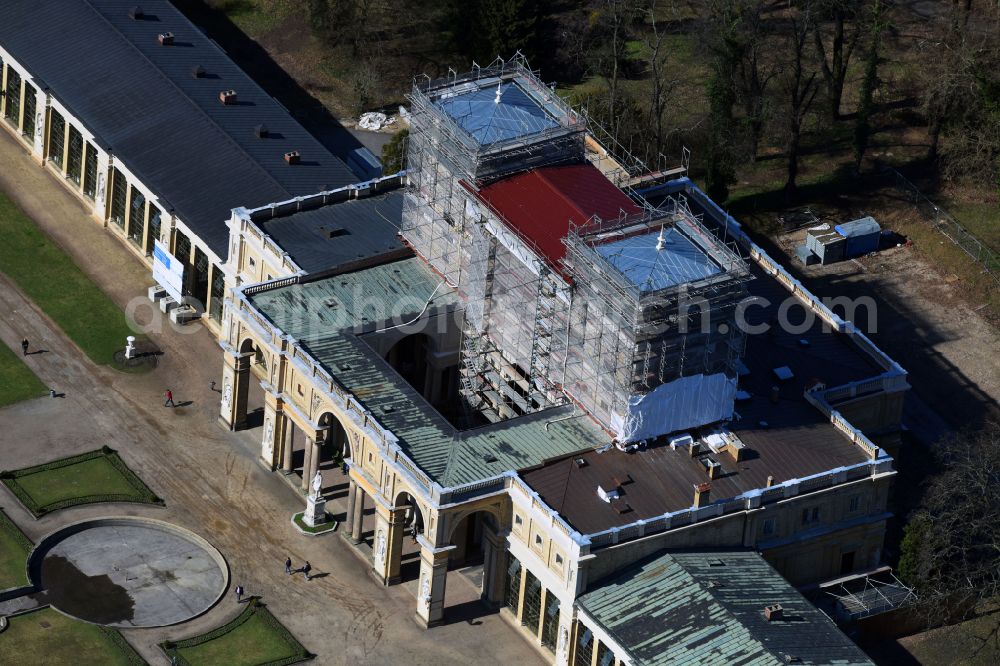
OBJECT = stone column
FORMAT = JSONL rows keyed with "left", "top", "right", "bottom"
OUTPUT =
{"left": 300, "top": 437, "right": 316, "bottom": 492}
{"left": 280, "top": 417, "right": 294, "bottom": 473}
{"left": 554, "top": 606, "right": 575, "bottom": 666}
{"left": 372, "top": 505, "right": 406, "bottom": 585}
{"left": 414, "top": 538, "right": 456, "bottom": 628}
{"left": 260, "top": 397, "right": 283, "bottom": 470}
{"left": 350, "top": 486, "right": 366, "bottom": 544}
{"left": 343, "top": 478, "right": 358, "bottom": 538}
{"left": 481, "top": 527, "right": 509, "bottom": 607}
{"left": 218, "top": 347, "right": 250, "bottom": 430}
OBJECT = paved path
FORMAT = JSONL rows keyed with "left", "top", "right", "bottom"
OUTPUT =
{"left": 0, "top": 129, "right": 543, "bottom": 665}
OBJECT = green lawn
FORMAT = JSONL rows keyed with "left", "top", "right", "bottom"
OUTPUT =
{"left": 0, "top": 448, "right": 161, "bottom": 517}
{"left": 0, "top": 607, "right": 145, "bottom": 666}
{"left": 0, "top": 509, "right": 31, "bottom": 591}
{"left": 0, "top": 340, "right": 46, "bottom": 407}
{"left": 0, "top": 192, "right": 141, "bottom": 365}
{"left": 163, "top": 600, "right": 310, "bottom": 666}
{"left": 943, "top": 199, "right": 1000, "bottom": 254}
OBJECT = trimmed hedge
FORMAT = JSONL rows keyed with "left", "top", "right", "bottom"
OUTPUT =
{"left": 0, "top": 447, "right": 162, "bottom": 517}
{"left": 161, "top": 599, "right": 311, "bottom": 666}
{"left": 98, "top": 625, "right": 149, "bottom": 665}
{"left": 0, "top": 508, "right": 32, "bottom": 552}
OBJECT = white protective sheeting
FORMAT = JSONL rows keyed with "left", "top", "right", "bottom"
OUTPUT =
{"left": 611, "top": 372, "right": 737, "bottom": 443}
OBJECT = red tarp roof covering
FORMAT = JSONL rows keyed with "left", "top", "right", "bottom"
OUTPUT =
{"left": 474, "top": 163, "right": 641, "bottom": 266}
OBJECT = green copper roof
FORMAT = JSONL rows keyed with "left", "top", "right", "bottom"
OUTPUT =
{"left": 248, "top": 257, "right": 604, "bottom": 488}
{"left": 578, "top": 551, "right": 873, "bottom": 666}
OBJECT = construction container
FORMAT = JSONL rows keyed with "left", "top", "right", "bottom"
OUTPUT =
{"left": 835, "top": 216, "right": 881, "bottom": 257}
{"left": 806, "top": 228, "right": 846, "bottom": 265}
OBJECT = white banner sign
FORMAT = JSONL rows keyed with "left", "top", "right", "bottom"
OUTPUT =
{"left": 152, "top": 239, "right": 184, "bottom": 303}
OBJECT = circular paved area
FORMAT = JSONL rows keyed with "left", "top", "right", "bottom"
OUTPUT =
{"left": 36, "top": 519, "right": 227, "bottom": 627}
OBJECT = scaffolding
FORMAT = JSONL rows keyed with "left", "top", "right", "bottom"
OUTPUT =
{"left": 559, "top": 196, "right": 751, "bottom": 435}
{"left": 401, "top": 55, "right": 722, "bottom": 434}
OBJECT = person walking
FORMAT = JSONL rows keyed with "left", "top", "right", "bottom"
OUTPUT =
{"left": 285, "top": 557, "right": 292, "bottom": 575}
{"left": 21, "top": 338, "right": 29, "bottom": 356}
{"left": 303, "top": 561, "right": 312, "bottom": 581}
{"left": 234, "top": 584, "right": 244, "bottom": 603}
{"left": 164, "top": 388, "right": 175, "bottom": 408}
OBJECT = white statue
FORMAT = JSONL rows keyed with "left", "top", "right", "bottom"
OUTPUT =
{"left": 311, "top": 470, "right": 323, "bottom": 499}
{"left": 375, "top": 529, "right": 386, "bottom": 567}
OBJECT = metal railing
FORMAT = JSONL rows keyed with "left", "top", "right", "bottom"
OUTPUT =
{"left": 882, "top": 166, "right": 1000, "bottom": 285}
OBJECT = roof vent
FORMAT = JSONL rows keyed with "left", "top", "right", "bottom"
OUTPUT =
{"left": 191, "top": 65, "right": 206, "bottom": 79}
{"left": 254, "top": 123, "right": 268, "bottom": 138}
{"left": 284, "top": 150, "right": 301, "bottom": 165}
{"left": 573, "top": 457, "right": 587, "bottom": 468}
{"left": 324, "top": 226, "right": 347, "bottom": 239}
{"left": 129, "top": 6, "right": 144, "bottom": 20}
{"left": 219, "top": 90, "right": 238, "bottom": 105}
{"left": 597, "top": 483, "right": 620, "bottom": 503}
{"left": 483, "top": 453, "right": 498, "bottom": 463}
{"left": 763, "top": 604, "right": 784, "bottom": 622}
{"left": 157, "top": 32, "right": 175, "bottom": 46}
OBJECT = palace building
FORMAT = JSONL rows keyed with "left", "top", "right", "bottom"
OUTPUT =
{"left": 218, "top": 58, "right": 906, "bottom": 664}
{"left": 1, "top": 3, "right": 907, "bottom": 660}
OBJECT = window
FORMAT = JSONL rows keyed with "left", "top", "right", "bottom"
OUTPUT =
{"left": 145, "top": 204, "right": 161, "bottom": 255}
{"left": 762, "top": 518, "right": 776, "bottom": 536}
{"left": 541, "top": 590, "right": 560, "bottom": 651}
{"left": 109, "top": 168, "right": 127, "bottom": 228}
{"left": 596, "top": 641, "right": 614, "bottom": 666}
{"left": 534, "top": 533, "right": 543, "bottom": 547}
{"left": 514, "top": 514, "right": 523, "bottom": 527}
{"left": 4, "top": 68, "right": 21, "bottom": 126}
{"left": 504, "top": 556, "right": 521, "bottom": 614}
{"left": 248, "top": 256, "right": 256, "bottom": 268}
{"left": 801, "top": 507, "right": 820, "bottom": 525}
{"left": 193, "top": 247, "right": 210, "bottom": 311}
{"left": 49, "top": 110, "right": 66, "bottom": 168}
{"left": 209, "top": 264, "right": 225, "bottom": 322}
{"left": 521, "top": 571, "right": 542, "bottom": 633}
{"left": 849, "top": 495, "right": 861, "bottom": 513}
{"left": 127, "top": 186, "right": 145, "bottom": 244}
{"left": 574, "top": 627, "right": 594, "bottom": 666}
{"left": 82, "top": 142, "right": 97, "bottom": 200}
{"left": 21, "top": 85, "right": 35, "bottom": 139}
{"left": 67, "top": 126, "right": 83, "bottom": 184}
{"left": 555, "top": 553, "right": 564, "bottom": 566}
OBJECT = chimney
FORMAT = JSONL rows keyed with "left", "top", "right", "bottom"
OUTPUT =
{"left": 157, "top": 32, "right": 174, "bottom": 46}
{"left": 284, "top": 150, "right": 301, "bottom": 165}
{"left": 694, "top": 482, "right": 710, "bottom": 508}
{"left": 766, "top": 475, "right": 775, "bottom": 487}
{"left": 763, "top": 603, "right": 784, "bottom": 621}
{"left": 769, "top": 385, "right": 780, "bottom": 404}
{"left": 219, "top": 90, "right": 238, "bottom": 105}
{"left": 254, "top": 124, "right": 269, "bottom": 139}
{"left": 688, "top": 440, "right": 701, "bottom": 457}
{"left": 191, "top": 65, "right": 206, "bottom": 79}
{"left": 129, "top": 6, "right": 144, "bottom": 20}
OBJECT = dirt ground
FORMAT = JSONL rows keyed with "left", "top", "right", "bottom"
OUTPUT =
{"left": 0, "top": 131, "right": 543, "bottom": 665}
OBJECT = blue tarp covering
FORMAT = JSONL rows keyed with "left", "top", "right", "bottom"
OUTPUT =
{"left": 436, "top": 81, "right": 559, "bottom": 145}
{"left": 595, "top": 227, "right": 721, "bottom": 292}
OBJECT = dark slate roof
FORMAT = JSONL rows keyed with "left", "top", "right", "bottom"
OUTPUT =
{"left": 578, "top": 550, "right": 873, "bottom": 666}
{"left": 0, "top": 0, "right": 358, "bottom": 258}
{"left": 258, "top": 190, "right": 406, "bottom": 274}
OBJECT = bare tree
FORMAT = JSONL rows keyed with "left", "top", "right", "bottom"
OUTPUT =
{"left": 644, "top": 1, "right": 682, "bottom": 159}
{"left": 899, "top": 423, "right": 1000, "bottom": 627}
{"left": 734, "top": 0, "right": 777, "bottom": 162}
{"left": 783, "top": 7, "right": 819, "bottom": 195}
{"left": 811, "top": 0, "right": 862, "bottom": 121}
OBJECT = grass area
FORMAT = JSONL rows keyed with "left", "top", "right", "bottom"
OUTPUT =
{"left": 0, "top": 191, "right": 142, "bottom": 366}
{"left": 0, "top": 606, "right": 146, "bottom": 665}
{"left": 0, "top": 339, "right": 47, "bottom": 407}
{"left": 212, "top": 0, "right": 294, "bottom": 36}
{"left": 942, "top": 199, "right": 1000, "bottom": 254}
{"left": 162, "top": 599, "right": 310, "bottom": 666}
{"left": 0, "top": 509, "right": 31, "bottom": 591}
{"left": 292, "top": 512, "right": 336, "bottom": 535}
{"left": 0, "top": 447, "right": 162, "bottom": 517}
